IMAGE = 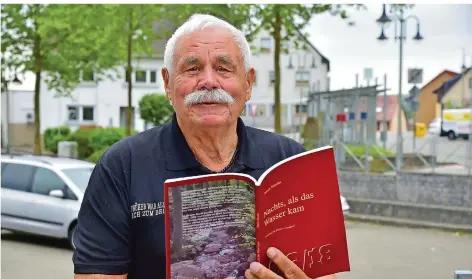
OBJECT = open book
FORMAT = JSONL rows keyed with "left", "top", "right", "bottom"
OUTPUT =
{"left": 164, "top": 146, "right": 350, "bottom": 279}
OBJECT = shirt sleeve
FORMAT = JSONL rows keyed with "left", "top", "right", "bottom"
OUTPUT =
{"left": 72, "top": 159, "right": 132, "bottom": 275}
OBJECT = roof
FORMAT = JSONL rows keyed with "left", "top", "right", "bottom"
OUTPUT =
{"left": 296, "top": 29, "right": 330, "bottom": 71}
{"left": 1, "top": 154, "right": 95, "bottom": 169}
{"left": 433, "top": 67, "right": 471, "bottom": 102}
{"left": 420, "top": 69, "right": 458, "bottom": 91}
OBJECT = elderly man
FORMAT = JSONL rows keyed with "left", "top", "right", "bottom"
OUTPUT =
{"left": 73, "top": 13, "right": 337, "bottom": 279}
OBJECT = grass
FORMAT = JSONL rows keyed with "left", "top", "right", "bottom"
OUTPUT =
{"left": 345, "top": 144, "right": 394, "bottom": 159}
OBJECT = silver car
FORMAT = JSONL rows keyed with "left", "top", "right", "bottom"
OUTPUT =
{"left": 1, "top": 154, "right": 95, "bottom": 249}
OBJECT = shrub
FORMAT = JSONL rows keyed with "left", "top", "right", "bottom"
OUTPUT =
{"left": 139, "top": 93, "right": 174, "bottom": 126}
{"left": 68, "top": 128, "right": 98, "bottom": 159}
{"left": 88, "top": 127, "right": 138, "bottom": 152}
{"left": 44, "top": 126, "right": 71, "bottom": 154}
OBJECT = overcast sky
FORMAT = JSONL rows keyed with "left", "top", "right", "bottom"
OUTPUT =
{"left": 9, "top": 3, "right": 472, "bottom": 96}
{"left": 306, "top": 3, "right": 472, "bottom": 94}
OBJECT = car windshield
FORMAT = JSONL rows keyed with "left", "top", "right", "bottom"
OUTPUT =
{"left": 62, "top": 167, "right": 94, "bottom": 192}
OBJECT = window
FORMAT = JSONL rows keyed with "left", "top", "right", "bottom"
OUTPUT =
{"left": 295, "top": 104, "right": 307, "bottom": 113}
{"left": 261, "top": 38, "right": 271, "bottom": 52}
{"left": 68, "top": 106, "right": 78, "bottom": 121}
{"left": 82, "top": 106, "right": 94, "bottom": 121}
{"left": 68, "top": 105, "right": 95, "bottom": 122}
{"left": 299, "top": 86, "right": 310, "bottom": 95}
{"left": 62, "top": 167, "right": 94, "bottom": 192}
{"left": 135, "top": 70, "right": 147, "bottom": 82}
{"left": 296, "top": 71, "right": 310, "bottom": 84}
{"left": 1, "top": 163, "right": 35, "bottom": 192}
{"left": 31, "top": 168, "right": 65, "bottom": 196}
{"left": 269, "top": 71, "right": 275, "bottom": 84}
{"left": 311, "top": 56, "right": 316, "bottom": 68}
{"left": 298, "top": 54, "right": 306, "bottom": 68}
{"left": 150, "top": 71, "right": 157, "bottom": 83}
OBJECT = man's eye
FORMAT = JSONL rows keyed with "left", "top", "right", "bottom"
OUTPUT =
{"left": 217, "top": 67, "right": 229, "bottom": 72}
{"left": 187, "top": 67, "right": 199, "bottom": 72}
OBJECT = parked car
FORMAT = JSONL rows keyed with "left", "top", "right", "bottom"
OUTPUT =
{"left": 428, "top": 118, "right": 441, "bottom": 135}
{"left": 340, "top": 196, "right": 350, "bottom": 215}
{"left": 1, "top": 154, "right": 95, "bottom": 249}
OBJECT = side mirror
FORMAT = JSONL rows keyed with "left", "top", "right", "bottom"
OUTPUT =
{"left": 49, "top": 189, "right": 64, "bottom": 198}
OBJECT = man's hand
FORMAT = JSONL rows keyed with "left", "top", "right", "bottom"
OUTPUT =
{"left": 244, "top": 247, "right": 337, "bottom": 279}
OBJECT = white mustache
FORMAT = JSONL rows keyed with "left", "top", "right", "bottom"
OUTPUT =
{"left": 183, "top": 89, "right": 235, "bottom": 106}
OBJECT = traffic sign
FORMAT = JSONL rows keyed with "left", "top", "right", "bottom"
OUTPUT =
{"left": 363, "top": 68, "right": 373, "bottom": 82}
{"left": 408, "top": 68, "right": 423, "bottom": 84}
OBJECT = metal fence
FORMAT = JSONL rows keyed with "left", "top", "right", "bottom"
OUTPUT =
{"left": 295, "top": 130, "right": 472, "bottom": 176}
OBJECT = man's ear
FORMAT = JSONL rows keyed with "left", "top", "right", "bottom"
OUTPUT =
{"left": 245, "top": 68, "right": 255, "bottom": 102}
{"left": 162, "top": 68, "right": 171, "bottom": 100}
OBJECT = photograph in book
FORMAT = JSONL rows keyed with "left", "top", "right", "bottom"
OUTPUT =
{"left": 167, "top": 179, "right": 256, "bottom": 279}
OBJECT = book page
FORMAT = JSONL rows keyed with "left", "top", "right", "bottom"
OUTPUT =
{"left": 256, "top": 147, "right": 350, "bottom": 278}
{"left": 167, "top": 179, "right": 256, "bottom": 279}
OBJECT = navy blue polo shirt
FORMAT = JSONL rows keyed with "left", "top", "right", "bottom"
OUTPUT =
{"left": 72, "top": 113, "right": 305, "bottom": 279}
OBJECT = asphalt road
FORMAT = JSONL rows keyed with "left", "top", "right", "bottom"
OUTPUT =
{"left": 2, "top": 223, "right": 471, "bottom": 279}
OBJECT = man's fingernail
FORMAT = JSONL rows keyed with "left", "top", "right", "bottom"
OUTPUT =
{"left": 267, "top": 247, "right": 277, "bottom": 258}
{"left": 250, "top": 262, "right": 262, "bottom": 273}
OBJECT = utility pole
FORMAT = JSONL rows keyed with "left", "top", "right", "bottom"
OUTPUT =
{"left": 382, "top": 73, "right": 388, "bottom": 149}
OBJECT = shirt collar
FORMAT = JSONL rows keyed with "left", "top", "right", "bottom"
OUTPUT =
{"left": 163, "top": 112, "right": 266, "bottom": 171}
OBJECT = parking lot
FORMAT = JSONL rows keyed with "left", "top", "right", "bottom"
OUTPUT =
{"left": 2, "top": 222, "right": 471, "bottom": 279}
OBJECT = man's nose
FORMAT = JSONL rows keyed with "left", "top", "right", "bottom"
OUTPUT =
{"left": 197, "top": 66, "right": 219, "bottom": 90}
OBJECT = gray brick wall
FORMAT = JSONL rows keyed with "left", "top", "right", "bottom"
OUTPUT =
{"left": 338, "top": 171, "right": 472, "bottom": 208}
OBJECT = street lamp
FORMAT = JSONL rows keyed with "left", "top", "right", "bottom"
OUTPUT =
{"left": 376, "top": 4, "right": 423, "bottom": 171}
{"left": 2, "top": 70, "right": 22, "bottom": 154}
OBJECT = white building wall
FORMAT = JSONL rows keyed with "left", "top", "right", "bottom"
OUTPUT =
{"left": 38, "top": 58, "right": 166, "bottom": 133}
{"left": 241, "top": 29, "right": 330, "bottom": 130}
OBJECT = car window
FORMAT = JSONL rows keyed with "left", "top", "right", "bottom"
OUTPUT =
{"left": 1, "top": 163, "right": 35, "bottom": 192}
{"left": 31, "top": 167, "right": 65, "bottom": 196}
{"left": 61, "top": 167, "right": 94, "bottom": 192}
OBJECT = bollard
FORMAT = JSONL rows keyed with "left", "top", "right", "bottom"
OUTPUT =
{"left": 58, "top": 141, "right": 78, "bottom": 158}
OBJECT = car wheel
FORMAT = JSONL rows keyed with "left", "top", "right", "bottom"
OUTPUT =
{"left": 447, "top": 131, "right": 456, "bottom": 140}
{"left": 68, "top": 223, "right": 77, "bottom": 250}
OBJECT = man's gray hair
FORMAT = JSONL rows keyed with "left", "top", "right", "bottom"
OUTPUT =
{"left": 163, "top": 14, "right": 251, "bottom": 73}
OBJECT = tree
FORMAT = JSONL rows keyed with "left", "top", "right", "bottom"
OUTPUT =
{"left": 103, "top": 5, "right": 167, "bottom": 137}
{"left": 1, "top": 4, "right": 120, "bottom": 154}
{"left": 138, "top": 93, "right": 174, "bottom": 126}
{"left": 242, "top": 4, "right": 364, "bottom": 133}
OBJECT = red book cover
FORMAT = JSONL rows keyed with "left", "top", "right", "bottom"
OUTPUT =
{"left": 164, "top": 146, "right": 350, "bottom": 279}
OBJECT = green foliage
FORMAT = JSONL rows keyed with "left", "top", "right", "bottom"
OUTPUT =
{"left": 345, "top": 144, "right": 394, "bottom": 159}
{"left": 68, "top": 127, "right": 97, "bottom": 159}
{"left": 87, "top": 147, "right": 108, "bottom": 163}
{"left": 88, "top": 127, "right": 133, "bottom": 152}
{"left": 138, "top": 93, "right": 174, "bottom": 126}
{"left": 43, "top": 126, "right": 71, "bottom": 154}
{"left": 1, "top": 4, "right": 124, "bottom": 153}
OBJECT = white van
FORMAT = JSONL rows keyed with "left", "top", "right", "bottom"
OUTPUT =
{"left": 440, "top": 108, "right": 472, "bottom": 140}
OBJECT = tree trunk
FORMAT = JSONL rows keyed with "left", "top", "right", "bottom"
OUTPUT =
{"left": 33, "top": 32, "right": 42, "bottom": 155}
{"left": 273, "top": 6, "right": 282, "bottom": 134}
{"left": 126, "top": 9, "right": 133, "bottom": 137}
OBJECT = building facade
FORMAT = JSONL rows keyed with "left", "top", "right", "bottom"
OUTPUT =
{"left": 2, "top": 28, "right": 330, "bottom": 149}
{"left": 415, "top": 70, "right": 458, "bottom": 127}
{"left": 239, "top": 29, "right": 330, "bottom": 132}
